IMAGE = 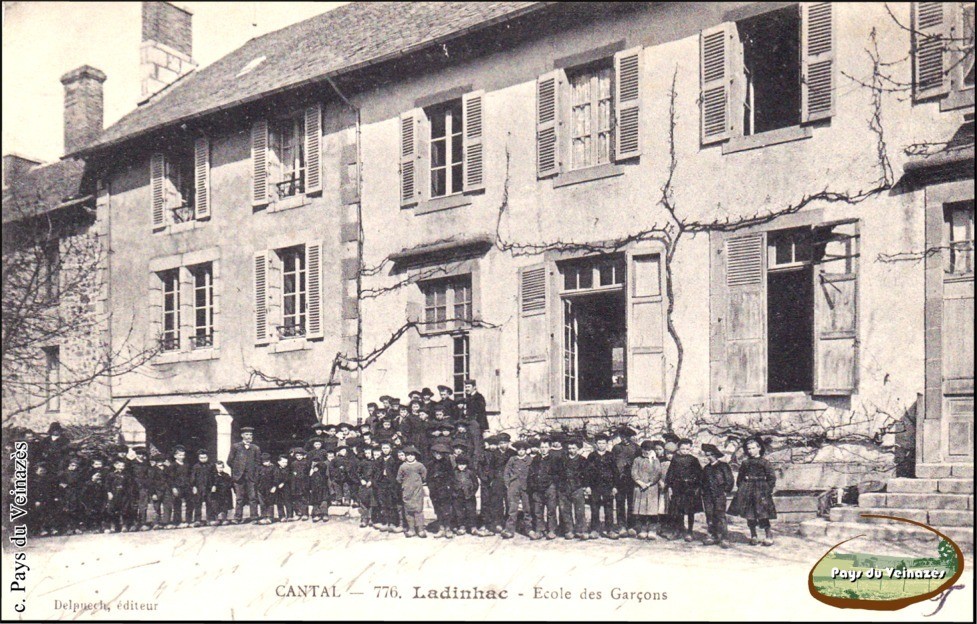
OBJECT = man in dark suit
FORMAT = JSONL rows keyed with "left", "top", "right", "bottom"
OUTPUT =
{"left": 463, "top": 379, "right": 488, "bottom": 433}
{"left": 227, "top": 426, "right": 261, "bottom": 522}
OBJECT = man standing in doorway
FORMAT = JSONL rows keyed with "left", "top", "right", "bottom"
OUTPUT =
{"left": 228, "top": 426, "right": 261, "bottom": 523}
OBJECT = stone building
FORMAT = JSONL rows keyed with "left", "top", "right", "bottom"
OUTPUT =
{"left": 67, "top": 0, "right": 972, "bottom": 529}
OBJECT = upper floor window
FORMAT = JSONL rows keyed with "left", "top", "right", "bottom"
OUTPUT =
{"left": 429, "top": 100, "right": 464, "bottom": 198}
{"left": 421, "top": 275, "right": 473, "bottom": 332}
{"left": 151, "top": 138, "right": 209, "bottom": 229}
{"left": 270, "top": 115, "right": 306, "bottom": 199}
{"left": 945, "top": 201, "right": 975, "bottom": 276}
{"left": 739, "top": 7, "right": 801, "bottom": 136}
{"left": 190, "top": 263, "right": 214, "bottom": 348}
{"left": 160, "top": 268, "right": 181, "bottom": 352}
{"left": 43, "top": 346, "right": 60, "bottom": 413}
{"left": 912, "top": 2, "right": 975, "bottom": 108}
{"left": 569, "top": 63, "right": 615, "bottom": 170}
{"left": 279, "top": 246, "right": 307, "bottom": 338}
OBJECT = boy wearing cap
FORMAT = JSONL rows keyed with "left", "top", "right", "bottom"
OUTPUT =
{"left": 81, "top": 462, "right": 106, "bottom": 532}
{"left": 587, "top": 434, "right": 618, "bottom": 539}
{"left": 104, "top": 457, "right": 130, "bottom": 532}
{"left": 701, "top": 444, "right": 734, "bottom": 548}
{"left": 501, "top": 440, "right": 533, "bottom": 539}
{"left": 396, "top": 446, "right": 428, "bottom": 537}
{"left": 528, "top": 437, "right": 562, "bottom": 540}
{"left": 270, "top": 455, "right": 291, "bottom": 521}
{"left": 29, "top": 462, "right": 56, "bottom": 535}
{"left": 190, "top": 449, "right": 217, "bottom": 526}
{"left": 309, "top": 441, "right": 330, "bottom": 522}
{"left": 558, "top": 439, "right": 590, "bottom": 540}
{"left": 128, "top": 447, "right": 152, "bottom": 530}
{"left": 165, "top": 446, "right": 191, "bottom": 527}
{"left": 255, "top": 453, "right": 275, "bottom": 523}
{"left": 477, "top": 436, "right": 505, "bottom": 535}
{"left": 373, "top": 441, "right": 400, "bottom": 531}
{"left": 427, "top": 442, "right": 456, "bottom": 538}
{"left": 658, "top": 438, "right": 677, "bottom": 538}
{"left": 213, "top": 461, "right": 233, "bottom": 525}
{"left": 613, "top": 426, "right": 639, "bottom": 537}
{"left": 58, "top": 457, "right": 84, "bottom": 534}
{"left": 290, "top": 448, "right": 311, "bottom": 520}
{"left": 452, "top": 455, "right": 480, "bottom": 535}
{"left": 664, "top": 438, "right": 704, "bottom": 542}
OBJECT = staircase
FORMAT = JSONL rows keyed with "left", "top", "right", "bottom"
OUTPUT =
{"left": 800, "top": 470, "right": 974, "bottom": 552}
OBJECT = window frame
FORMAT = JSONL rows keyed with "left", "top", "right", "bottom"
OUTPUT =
{"left": 160, "top": 268, "right": 181, "bottom": 352}
{"left": 270, "top": 113, "right": 307, "bottom": 199}
{"left": 567, "top": 62, "right": 616, "bottom": 171}
{"left": 165, "top": 146, "right": 196, "bottom": 224}
{"left": 43, "top": 345, "right": 60, "bottom": 413}
{"left": 944, "top": 200, "right": 975, "bottom": 277}
{"left": 452, "top": 332, "right": 470, "bottom": 394}
{"left": 189, "top": 263, "right": 215, "bottom": 349}
{"left": 419, "top": 274, "right": 474, "bottom": 335}
{"left": 279, "top": 245, "right": 307, "bottom": 339}
{"left": 427, "top": 99, "right": 465, "bottom": 199}
{"left": 941, "top": 1, "right": 976, "bottom": 110}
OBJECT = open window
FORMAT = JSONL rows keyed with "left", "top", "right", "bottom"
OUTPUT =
{"left": 739, "top": 6, "right": 801, "bottom": 136}
{"left": 270, "top": 114, "right": 306, "bottom": 199}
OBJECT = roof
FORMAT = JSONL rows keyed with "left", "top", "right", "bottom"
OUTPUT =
{"left": 74, "top": 2, "right": 545, "bottom": 157}
{"left": 2, "top": 159, "right": 88, "bottom": 224}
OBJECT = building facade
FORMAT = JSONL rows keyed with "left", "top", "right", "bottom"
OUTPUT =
{"left": 70, "top": 2, "right": 973, "bottom": 487}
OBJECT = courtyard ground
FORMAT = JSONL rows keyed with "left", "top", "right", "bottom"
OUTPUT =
{"left": 2, "top": 514, "right": 972, "bottom": 621}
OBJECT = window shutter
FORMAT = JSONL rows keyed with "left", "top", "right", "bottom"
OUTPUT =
{"left": 254, "top": 251, "right": 269, "bottom": 345}
{"left": 614, "top": 47, "right": 642, "bottom": 161}
{"left": 470, "top": 325, "right": 502, "bottom": 412}
{"left": 518, "top": 264, "right": 551, "bottom": 408}
{"left": 913, "top": 2, "right": 950, "bottom": 100}
{"left": 148, "top": 271, "right": 163, "bottom": 349}
{"left": 700, "top": 23, "right": 733, "bottom": 144}
{"left": 801, "top": 2, "right": 836, "bottom": 122}
{"left": 536, "top": 71, "right": 561, "bottom": 178}
{"left": 305, "top": 242, "right": 323, "bottom": 339}
{"left": 626, "top": 250, "right": 665, "bottom": 403}
{"left": 813, "top": 221, "right": 859, "bottom": 395}
{"left": 194, "top": 137, "right": 211, "bottom": 220}
{"left": 462, "top": 90, "right": 486, "bottom": 192}
{"left": 304, "top": 105, "right": 322, "bottom": 194}
{"left": 251, "top": 120, "right": 269, "bottom": 207}
{"left": 399, "top": 110, "right": 421, "bottom": 207}
{"left": 724, "top": 233, "right": 767, "bottom": 396}
{"left": 150, "top": 153, "right": 166, "bottom": 228}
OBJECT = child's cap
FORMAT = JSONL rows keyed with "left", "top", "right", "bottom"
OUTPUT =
{"left": 277, "top": 454, "right": 289, "bottom": 461}
{"left": 512, "top": 440, "right": 529, "bottom": 451}
{"left": 261, "top": 452, "right": 272, "bottom": 461}
{"left": 497, "top": 432, "right": 512, "bottom": 442}
{"left": 594, "top": 433, "right": 609, "bottom": 442}
{"left": 402, "top": 445, "right": 419, "bottom": 457}
{"left": 173, "top": 444, "right": 186, "bottom": 454}
{"left": 678, "top": 437, "right": 693, "bottom": 446}
{"left": 456, "top": 455, "right": 470, "bottom": 466}
{"left": 701, "top": 443, "right": 724, "bottom": 459}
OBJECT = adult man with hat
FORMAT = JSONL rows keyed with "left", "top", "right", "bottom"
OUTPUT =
{"left": 40, "top": 421, "right": 71, "bottom": 472}
{"left": 421, "top": 387, "right": 435, "bottom": 413}
{"left": 612, "top": 425, "right": 639, "bottom": 537}
{"left": 227, "top": 426, "right": 261, "bottom": 522}
{"left": 436, "top": 385, "right": 456, "bottom": 420}
{"left": 700, "top": 443, "right": 734, "bottom": 548}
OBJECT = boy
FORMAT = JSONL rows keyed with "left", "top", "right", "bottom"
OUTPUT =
{"left": 290, "top": 447, "right": 311, "bottom": 520}
{"left": 528, "top": 437, "right": 561, "bottom": 540}
{"left": 476, "top": 436, "right": 505, "bottom": 536}
{"left": 664, "top": 438, "right": 704, "bottom": 542}
{"left": 271, "top": 454, "right": 291, "bottom": 521}
{"left": 255, "top": 453, "right": 275, "bottom": 524}
{"left": 58, "top": 457, "right": 84, "bottom": 535}
{"left": 700, "top": 443, "right": 734, "bottom": 548}
{"left": 190, "top": 449, "right": 216, "bottom": 526}
{"left": 357, "top": 445, "right": 376, "bottom": 528}
{"left": 29, "top": 462, "right": 56, "bottom": 536}
{"left": 396, "top": 446, "right": 428, "bottom": 538}
{"left": 427, "top": 442, "right": 455, "bottom": 538}
{"left": 324, "top": 447, "right": 340, "bottom": 505}
{"left": 309, "top": 441, "right": 330, "bottom": 522}
{"left": 81, "top": 466, "right": 106, "bottom": 532}
{"left": 129, "top": 447, "right": 153, "bottom": 530}
{"left": 165, "top": 446, "right": 191, "bottom": 528}
{"left": 587, "top": 434, "right": 618, "bottom": 539}
{"left": 148, "top": 453, "right": 168, "bottom": 528}
{"left": 335, "top": 445, "right": 358, "bottom": 506}
{"left": 452, "top": 456, "right": 479, "bottom": 535}
{"left": 558, "top": 439, "right": 590, "bottom": 540}
{"left": 501, "top": 440, "right": 532, "bottom": 539}
{"left": 658, "top": 439, "right": 677, "bottom": 538}
{"left": 372, "top": 441, "right": 400, "bottom": 532}
{"left": 612, "top": 426, "right": 639, "bottom": 537}
{"left": 104, "top": 457, "right": 130, "bottom": 533}
{"left": 213, "top": 461, "right": 233, "bottom": 525}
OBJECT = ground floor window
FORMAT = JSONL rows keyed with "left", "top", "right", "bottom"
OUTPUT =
{"left": 452, "top": 333, "right": 470, "bottom": 394}
{"left": 43, "top": 345, "right": 60, "bottom": 412}
{"left": 560, "top": 255, "right": 626, "bottom": 402}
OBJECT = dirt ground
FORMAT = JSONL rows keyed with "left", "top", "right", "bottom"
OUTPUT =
{"left": 2, "top": 515, "right": 972, "bottom": 621}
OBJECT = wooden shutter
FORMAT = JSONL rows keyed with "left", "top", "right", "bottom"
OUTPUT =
{"left": 462, "top": 90, "right": 486, "bottom": 193}
{"left": 725, "top": 233, "right": 766, "bottom": 396}
{"left": 304, "top": 105, "right": 322, "bottom": 194}
{"left": 700, "top": 23, "right": 733, "bottom": 144}
{"left": 518, "top": 264, "right": 551, "bottom": 407}
{"left": 251, "top": 120, "right": 269, "bottom": 207}
{"left": 254, "top": 251, "right": 269, "bottom": 345}
{"left": 614, "top": 47, "right": 642, "bottom": 161}
{"left": 470, "top": 325, "right": 502, "bottom": 412}
{"left": 626, "top": 250, "right": 665, "bottom": 403}
{"left": 194, "top": 137, "right": 210, "bottom": 220}
{"left": 913, "top": 2, "right": 950, "bottom": 100}
{"left": 536, "top": 71, "right": 561, "bottom": 178}
{"left": 399, "top": 110, "right": 421, "bottom": 207}
{"left": 419, "top": 338, "right": 451, "bottom": 391}
{"left": 813, "top": 221, "right": 859, "bottom": 395}
{"left": 801, "top": 2, "right": 836, "bottom": 122}
{"left": 305, "top": 242, "right": 323, "bottom": 339}
{"left": 150, "top": 153, "right": 166, "bottom": 228}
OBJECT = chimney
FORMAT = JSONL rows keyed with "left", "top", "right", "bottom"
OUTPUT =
{"left": 140, "top": 2, "right": 196, "bottom": 99}
{"left": 60, "top": 65, "right": 107, "bottom": 155}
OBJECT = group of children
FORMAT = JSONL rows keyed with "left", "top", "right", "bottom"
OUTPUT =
{"left": 23, "top": 382, "right": 780, "bottom": 547}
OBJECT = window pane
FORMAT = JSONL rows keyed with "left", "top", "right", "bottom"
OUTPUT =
{"left": 431, "top": 169, "right": 446, "bottom": 197}
{"left": 451, "top": 163, "right": 464, "bottom": 194}
{"left": 451, "top": 135, "right": 463, "bottom": 166}
{"left": 431, "top": 110, "right": 446, "bottom": 138}
{"left": 431, "top": 138, "right": 446, "bottom": 168}
{"left": 578, "top": 266, "right": 593, "bottom": 289}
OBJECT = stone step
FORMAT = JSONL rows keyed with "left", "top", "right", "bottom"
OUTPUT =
{"left": 886, "top": 478, "right": 974, "bottom": 494}
{"left": 830, "top": 507, "right": 974, "bottom": 527}
{"left": 800, "top": 519, "right": 974, "bottom": 551}
{"left": 859, "top": 492, "right": 973, "bottom": 510}
{"left": 916, "top": 464, "right": 974, "bottom": 479}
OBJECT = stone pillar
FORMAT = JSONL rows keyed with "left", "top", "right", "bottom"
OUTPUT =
{"left": 120, "top": 410, "right": 146, "bottom": 446}
{"left": 212, "top": 403, "right": 233, "bottom": 464}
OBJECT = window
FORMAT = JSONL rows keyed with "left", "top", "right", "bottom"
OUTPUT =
{"left": 43, "top": 346, "right": 60, "bottom": 413}
{"left": 453, "top": 333, "right": 470, "bottom": 394}
{"left": 280, "top": 246, "right": 306, "bottom": 338}
{"left": 429, "top": 100, "right": 464, "bottom": 198}
{"left": 913, "top": 2, "right": 975, "bottom": 107}
{"left": 560, "top": 255, "right": 626, "bottom": 401}
{"left": 421, "top": 275, "right": 473, "bottom": 332}
{"left": 767, "top": 228, "right": 815, "bottom": 393}
{"left": 569, "top": 63, "right": 614, "bottom": 170}
{"left": 945, "top": 201, "right": 975, "bottom": 275}
{"left": 42, "top": 238, "right": 60, "bottom": 302}
{"left": 165, "top": 147, "right": 196, "bottom": 223}
{"left": 739, "top": 7, "right": 801, "bottom": 136}
{"left": 190, "top": 263, "right": 214, "bottom": 348}
{"left": 271, "top": 115, "right": 306, "bottom": 198}
{"left": 160, "top": 268, "right": 181, "bottom": 351}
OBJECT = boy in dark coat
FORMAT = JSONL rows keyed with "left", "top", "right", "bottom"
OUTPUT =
{"left": 255, "top": 453, "right": 276, "bottom": 524}
{"left": 213, "top": 461, "right": 233, "bottom": 524}
{"left": 528, "top": 436, "right": 562, "bottom": 540}
{"left": 58, "top": 457, "right": 84, "bottom": 534}
{"left": 357, "top": 445, "right": 377, "bottom": 528}
{"left": 664, "top": 438, "right": 704, "bottom": 542}
{"left": 501, "top": 440, "right": 533, "bottom": 539}
{"left": 427, "top": 442, "right": 456, "bottom": 538}
{"left": 290, "top": 447, "right": 311, "bottom": 520}
{"left": 164, "top": 446, "right": 191, "bottom": 527}
{"left": 80, "top": 467, "right": 106, "bottom": 532}
{"left": 476, "top": 436, "right": 506, "bottom": 535}
{"left": 190, "top": 449, "right": 217, "bottom": 526}
{"left": 309, "top": 441, "right": 331, "bottom": 522}
{"left": 452, "top": 456, "right": 480, "bottom": 535}
{"left": 558, "top": 438, "right": 590, "bottom": 540}
{"left": 587, "top": 434, "right": 618, "bottom": 539}
{"left": 104, "top": 457, "right": 130, "bottom": 532}
{"left": 129, "top": 447, "right": 153, "bottom": 530}
{"left": 727, "top": 435, "right": 778, "bottom": 546}
{"left": 701, "top": 444, "right": 734, "bottom": 548}
{"left": 29, "top": 463, "right": 57, "bottom": 535}
{"left": 270, "top": 455, "right": 291, "bottom": 521}
{"left": 372, "top": 441, "right": 400, "bottom": 531}
{"left": 612, "top": 426, "right": 639, "bottom": 537}
{"left": 149, "top": 454, "right": 168, "bottom": 527}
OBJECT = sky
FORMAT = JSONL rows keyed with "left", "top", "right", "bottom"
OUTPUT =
{"left": 2, "top": 2, "right": 347, "bottom": 162}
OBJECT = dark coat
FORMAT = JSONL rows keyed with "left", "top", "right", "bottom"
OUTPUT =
{"left": 256, "top": 464, "right": 276, "bottom": 495}
{"left": 727, "top": 457, "right": 778, "bottom": 520}
{"left": 191, "top": 462, "right": 216, "bottom": 496}
{"left": 665, "top": 454, "right": 704, "bottom": 514}
{"left": 701, "top": 461, "right": 735, "bottom": 502}
{"left": 214, "top": 472, "right": 233, "bottom": 510}
{"left": 167, "top": 461, "right": 191, "bottom": 494}
{"left": 529, "top": 452, "right": 563, "bottom": 492}
{"left": 452, "top": 468, "right": 479, "bottom": 499}
{"left": 226, "top": 441, "right": 262, "bottom": 482}
{"left": 587, "top": 450, "right": 617, "bottom": 491}
{"left": 104, "top": 470, "right": 129, "bottom": 513}
{"left": 560, "top": 454, "right": 589, "bottom": 493}
{"left": 466, "top": 391, "right": 489, "bottom": 431}
{"left": 427, "top": 455, "right": 456, "bottom": 499}
{"left": 612, "top": 439, "right": 639, "bottom": 483}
